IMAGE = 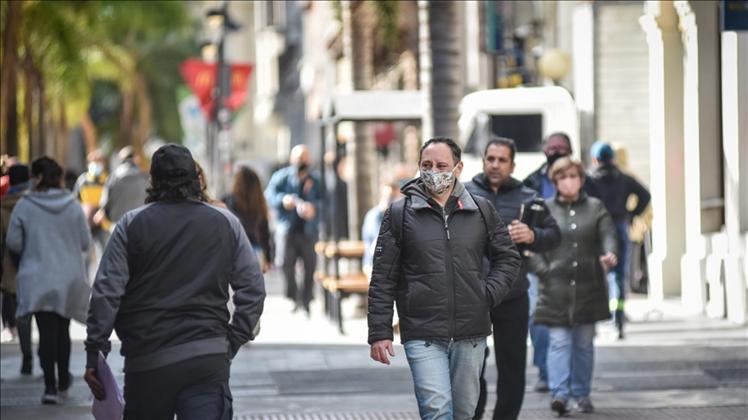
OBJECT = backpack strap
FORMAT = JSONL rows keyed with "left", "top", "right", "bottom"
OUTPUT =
{"left": 467, "top": 192, "right": 495, "bottom": 242}
{"left": 390, "top": 196, "right": 408, "bottom": 247}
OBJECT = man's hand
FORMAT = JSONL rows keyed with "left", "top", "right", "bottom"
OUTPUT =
{"left": 599, "top": 252, "right": 618, "bottom": 270}
{"left": 508, "top": 220, "right": 535, "bottom": 244}
{"left": 370, "top": 340, "right": 395, "bottom": 365}
{"left": 297, "top": 202, "right": 316, "bottom": 220}
{"left": 84, "top": 368, "right": 105, "bottom": 400}
{"left": 93, "top": 208, "right": 105, "bottom": 226}
{"left": 282, "top": 194, "right": 297, "bottom": 210}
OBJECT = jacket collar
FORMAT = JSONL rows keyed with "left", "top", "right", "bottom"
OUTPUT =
{"left": 554, "top": 190, "right": 589, "bottom": 205}
{"left": 471, "top": 173, "right": 523, "bottom": 193}
{"left": 406, "top": 179, "right": 478, "bottom": 212}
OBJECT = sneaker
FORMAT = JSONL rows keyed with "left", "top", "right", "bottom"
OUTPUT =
{"left": 58, "top": 372, "right": 73, "bottom": 398}
{"left": 41, "top": 389, "right": 59, "bottom": 405}
{"left": 576, "top": 397, "right": 594, "bottom": 413}
{"left": 551, "top": 398, "right": 568, "bottom": 417}
{"left": 534, "top": 379, "right": 550, "bottom": 392}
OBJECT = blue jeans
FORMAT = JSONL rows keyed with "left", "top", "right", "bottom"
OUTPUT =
{"left": 608, "top": 222, "right": 631, "bottom": 324}
{"left": 404, "top": 338, "right": 487, "bottom": 420}
{"left": 528, "top": 273, "right": 549, "bottom": 382}
{"left": 547, "top": 324, "right": 596, "bottom": 401}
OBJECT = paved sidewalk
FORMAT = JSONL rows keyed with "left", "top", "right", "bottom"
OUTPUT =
{"left": 2, "top": 280, "right": 746, "bottom": 419}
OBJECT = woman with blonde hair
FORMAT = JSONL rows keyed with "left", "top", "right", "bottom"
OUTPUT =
{"left": 529, "top": 157, "right": 617, "bottom": 416}
{"left": 222, "top": 166, "right": 273, "bottom": 272}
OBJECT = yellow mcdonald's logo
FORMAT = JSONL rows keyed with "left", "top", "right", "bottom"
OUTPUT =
{"left": 232, "top": 72, "right": 246, "bottom": 87}
{"left": 196, "top": 71, "right": 214, "bottom": 89}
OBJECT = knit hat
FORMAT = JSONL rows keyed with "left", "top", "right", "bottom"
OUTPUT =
{"left": 590, "top": 141, "right": 615, "bottom": 163}
{"left": 8, "top": 164, "right": 30, "bottom": 186}
{"left": 150, "top": 144, "right": 197, "bottom": 181}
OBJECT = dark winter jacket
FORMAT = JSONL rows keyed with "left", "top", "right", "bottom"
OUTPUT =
{"left": 587, "top": 163, "right": 651, "bottom": 223}
{"left": 529, "top": 193, "right": 617, "bottom": 327}
{"left": 465, "top": 175, "right": 561, "bottom": 301}
{"left": 85, "top": 199, "right": 266, "bottom": 372}
{"left": 523, "top": 163, "right": 552, "bottom": 198}
{"left": 367, "top": 179, "right": 521, "bottom": 345}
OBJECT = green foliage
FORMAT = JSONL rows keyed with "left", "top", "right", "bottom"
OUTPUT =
{"left": 10, "top": 0, "right": 197, "bottom": 143}
{"left": 371, "top": 0, "right": 399, "bottom": 51}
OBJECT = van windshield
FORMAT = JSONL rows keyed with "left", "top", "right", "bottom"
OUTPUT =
{"left": 490, "top": 114, "right": 543, "bottom": 153}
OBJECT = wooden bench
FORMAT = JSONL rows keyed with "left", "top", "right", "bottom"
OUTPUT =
{"left": 314, "top": 241, "right": 369, "bottom": 333}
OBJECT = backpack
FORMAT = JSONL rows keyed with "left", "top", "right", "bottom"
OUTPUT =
{"left": 389, "top": 192, "right": 495, "bottom": 248}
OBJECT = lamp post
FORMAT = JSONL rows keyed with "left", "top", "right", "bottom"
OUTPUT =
{"left": 204, "top": 1, "right": 240, "bottom": 196}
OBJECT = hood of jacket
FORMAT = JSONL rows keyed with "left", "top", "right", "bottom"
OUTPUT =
{"left": 591, "top": 163, "right": 621, "bottom": 183}
{"left": 22, "top": 189, "right": 77, "bottom": 214}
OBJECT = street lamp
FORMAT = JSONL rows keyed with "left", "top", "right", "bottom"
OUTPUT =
{"left": 203, "top": 2, "right": 241, "bottom": 197}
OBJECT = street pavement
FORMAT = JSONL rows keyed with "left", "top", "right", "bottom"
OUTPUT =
{"left": 2, "top": 271, "right": 747, "bottom": 419}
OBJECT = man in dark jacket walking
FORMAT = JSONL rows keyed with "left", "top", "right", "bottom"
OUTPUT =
{"left": 368, "top": 137, "right": 521, "bottom": 420}
{"left": 588, "top": 141, "right": 651, "bottom": 339}
{"left": 467, "top": 137, "right": 561, "bottom": 420}
{"left": 84, "top": 144, "right": 266, "bottom": 419}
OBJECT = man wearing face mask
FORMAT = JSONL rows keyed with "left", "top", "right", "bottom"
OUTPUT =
{"left": 467, "top": 137, "right": 561, "bottom": 420}
{"left": 368, "top": 137, "right": 521, "bottom": 420}
{"left": 265, "top": 145, "right": 322, "bottom": 315}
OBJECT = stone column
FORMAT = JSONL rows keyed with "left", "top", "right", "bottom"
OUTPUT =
{"left": 639, "top": 1, "right": 686, "bottom": 300}
{"left": 721, "top": 30, "right": 748, "bottom": 325}
{"left": 674, "top": 0, "right": 722, "bottom": 314}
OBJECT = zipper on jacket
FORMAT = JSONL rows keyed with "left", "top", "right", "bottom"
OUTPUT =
{"left": 442, "top": 207, "right": 456, "bottom": 340}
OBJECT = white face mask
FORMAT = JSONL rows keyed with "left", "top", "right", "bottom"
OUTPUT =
{"left": 421, "top": 167, "right": 456, "bottom": 195}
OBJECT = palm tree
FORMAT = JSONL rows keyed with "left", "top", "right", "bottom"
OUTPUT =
{"left": 418, "top": 0, "right": 461, "bottom": 141}
{"left": 342, "top": 0, "right": 377, "bottom": 239}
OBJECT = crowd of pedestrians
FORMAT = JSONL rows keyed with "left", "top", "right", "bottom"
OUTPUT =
{"left": 0, "top": 128, "right": 649, "bottom": 418}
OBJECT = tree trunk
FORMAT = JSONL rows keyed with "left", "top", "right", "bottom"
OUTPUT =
{"left": 80, "top": 112, "right": 98, "bottom": 157}
{"left": 418, "top": 0, "right": 461, "bottom": 141}
{"left": 342, "top": 0, "right": 376, "bottom": 240}
{"left": 58, "top": 97, "right": 69, "bottom": 166}
{"left": 0, "top": 0, "right": 19, "bottom": 156}
{"left": 23, "top": 52, "right": 35, "bottom": 161}
{"left": 119, "top": 87, "right": 134, "bottom": 151}
{"left": 132, "top": 72, "right": 151, "bottom": 161}
{"left": 37, "top": 72, "right": 46, "bottom": 156}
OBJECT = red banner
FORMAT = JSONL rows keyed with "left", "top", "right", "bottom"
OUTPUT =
{"left": 179, "top": 59, "right": 253, "bottom": 118}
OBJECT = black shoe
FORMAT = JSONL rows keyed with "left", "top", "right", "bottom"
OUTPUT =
{"left": 551, "top": 399, "right": 568, "bottom": 417}
{"left": 576, "top": 397, "right": 594, "bottom": 413}
{"left": 20, "top": 356, "right": 32, "bottom": 375}
{"left": 41, "top": 388, "right": 59, "bottom": 405}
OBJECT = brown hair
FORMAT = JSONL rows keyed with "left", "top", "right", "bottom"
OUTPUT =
{"left": 231, "top": 166, "right": 269, "bottom": 227}
{"left": 549, "top": 156, "right": 586, "bottom": 184}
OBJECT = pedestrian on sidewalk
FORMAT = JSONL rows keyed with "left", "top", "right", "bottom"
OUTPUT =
{"left": 1, "top": 163, "right": 34, "bottom": 375}
{"left": 94, "top": 146, "right": 149, "bottom": 232}
{"left": 588, "top": 141, "right": 651, "bottom": 340}
{"left": 264, "top": 145, "right": 321, "bottom": 315}
{"left": 223, "top": 165, "right": 274, "bottom": 273}
{"left": 368, "top": 137, "right": 521, "bottom": 420}
{"left": 5, "top": 157, "right": 92, "bottom": 404}
{"left": 522, "top": 132, "right": 573, "bottom": 392}
{"left": 528, "top": 157, "right": 618, "bottom": 416}
{"left": 84, "top": 144, "right": 266, "bottom": 419}
{"left": 467, "top": 137, "right": 561, "bottom": 420}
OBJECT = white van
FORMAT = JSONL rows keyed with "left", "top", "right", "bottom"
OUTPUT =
{"left": 457, "top": 86, "right": 580, "bottom": 181}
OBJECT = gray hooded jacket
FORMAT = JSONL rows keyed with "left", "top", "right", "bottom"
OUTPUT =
{"left": 5, "top": 189, "right": 91, "bottom": 322}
